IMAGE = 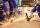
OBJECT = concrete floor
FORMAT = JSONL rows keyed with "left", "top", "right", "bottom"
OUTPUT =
{"left": 1, "top": 19, "right": 40, "bottom": 28}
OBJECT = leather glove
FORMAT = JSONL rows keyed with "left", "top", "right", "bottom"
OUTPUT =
{"left": 28, "top": 12, "right": 33, "bottom": 18}
{"left": 6, "top": 11, "right": 10, "bottom": 19}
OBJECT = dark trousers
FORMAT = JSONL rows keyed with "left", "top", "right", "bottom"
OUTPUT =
{"left": 0, "top": 7, "right": 5, "bottom": 21}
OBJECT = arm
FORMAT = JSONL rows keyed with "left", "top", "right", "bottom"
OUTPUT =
{"left": 31, "top": 5, "right": 37, "bottom": 12}
{"left": 31, "top": 4, "right": 37, "bottom": 15}
{"left": 12, "top": 0, "right": 18, "bottom": 15}
{"left": 2, "top": 4, "right": 8, "bottom": 12}
{"left": 2, "top": 0, "right": 8, "bottom": 12}
{"left": 2, "top": 3, "right": 9, "bottom": 16}
{"left": 29, "top": 5, "right": 37, "bottom": 18}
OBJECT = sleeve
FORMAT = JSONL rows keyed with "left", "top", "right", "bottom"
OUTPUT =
{"left": 31, "top": 5, "right": 37, "bottom": 12}
{"left": 2, "top": 4, "right": 8, "bottom": 12}
{"left": 8, "top": 0, "right": 14, "bottom": 10}
{"left": 12, "top": 0, "right": 18, "bottom": 8}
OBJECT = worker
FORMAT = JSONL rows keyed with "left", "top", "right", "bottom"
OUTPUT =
{"left": 30, "top": 0, "right": 40, "bottom": 21}
{"left": 0, "top": 0, "right": 9, "bottom": 21}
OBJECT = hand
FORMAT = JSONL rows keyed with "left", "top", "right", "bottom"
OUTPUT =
{"left": 6, "top": 11, "right": 9, "bottom": 15}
